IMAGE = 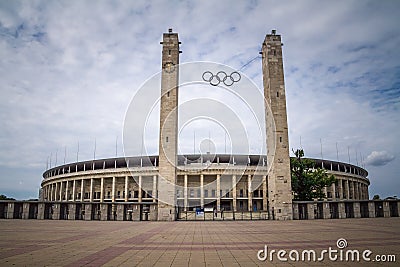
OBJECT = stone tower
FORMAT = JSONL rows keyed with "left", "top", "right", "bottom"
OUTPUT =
{"left": 157, "top": 29, "right": 180, "bottom": 221}
{"left": 261, "top": 30, "right": 293, "bottom": 220}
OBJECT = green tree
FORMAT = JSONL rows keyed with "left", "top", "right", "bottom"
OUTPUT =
{"left": 372, "top": 194, "right": 380, "bottom": 200}
{"left": 291, "top": 149, "right": 336, "bottom": 201}
{"left": 0, "top": 194, "right": 15, "bottom": 200}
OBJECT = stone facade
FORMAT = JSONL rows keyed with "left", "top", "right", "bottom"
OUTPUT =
{"left": 262, "top": 30, "right": 293, "bottom": 220}
{"left": 158, "top": 29, "right": 180, "bottom": 221}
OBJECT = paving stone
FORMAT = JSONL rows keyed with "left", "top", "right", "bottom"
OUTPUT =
{"left": 0, "top": 218, "right": 398, "bottom": 266}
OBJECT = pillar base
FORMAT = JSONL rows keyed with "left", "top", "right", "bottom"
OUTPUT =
{"left": 157, "top": 203, "right": 176, "bottom": 221}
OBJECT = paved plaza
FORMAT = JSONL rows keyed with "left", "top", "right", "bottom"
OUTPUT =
{"left": 0, "top": 218, "right": 399, "bottom": 266}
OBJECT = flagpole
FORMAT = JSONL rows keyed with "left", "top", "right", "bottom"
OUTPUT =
{"left": 224, "top": 132, "right": 227, "bottom": 154}
{"left": 336, "top": 142, "right": 339, "bottom": 161}
{"left": 355, "top": 148, "right": 359, "bottom": 166}
{"left": 115, "top": 136, "right": 118, "bottom": 158}
{"left": 320, "top": 138, "right": 323, "bottom": 160}
{"left": 77, "top": 141, "right": 79, "bottom": 162}
{"left": 347, "top": 146, "right": 351, "bottom": 164}
{"left": 93, "top": 138, "right": 96, "bottom": 160}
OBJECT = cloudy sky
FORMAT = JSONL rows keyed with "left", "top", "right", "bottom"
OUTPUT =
{"left": 0, "top": 0, "right": 399, "bottom": 200}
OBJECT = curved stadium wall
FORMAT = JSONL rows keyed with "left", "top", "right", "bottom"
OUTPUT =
{"left": 41, "top": 154, "right": 370, "bottom": 213}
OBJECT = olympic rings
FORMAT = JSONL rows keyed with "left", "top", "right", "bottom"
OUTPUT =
{"left": 202, "top": 70, "right": 241, "bottom": 86}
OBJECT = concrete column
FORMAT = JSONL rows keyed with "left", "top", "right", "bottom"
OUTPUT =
{"left": 65, "top": 180, "right": 69, "bottom": 201}
{"left": 53, "top": 184, "right": 57, "bottom": 201}
{"left": 353, "top": 202, "right": 361, "bottom": 218}
{"left": 216, "top": 174, "right": 221, "bottom": 211}
{"left": 90, "top": 178, "right": 94, "bottom": 202}
{"left": 248, "top": 175, "right": 252, "bottom": 211}
{"left": 68, "top": 203, "right": 76, "bottom": 220}
{"left": 354, "top": 181, "right": 360, "bottom": 200}
{"left": 153, "top": 175, "right": 157, "bottom": 203}
{"left": 322, "top": 202, "right": 331, "bottom": 219}
{"left": 331, "top": 183, "right": 336, "bottom": 200}
{"left": 59, "top": 182, "right": 63, "bottom": 201}
{"left": 184, "top": 174, "right": 188, "bottom": 211}
{"left": 80, "top": 179, "right": 84, "bottom": 202}
{"left": 368, "top": 202, "right": 375, "bottom": 218}
{"left": 112, "top": 176, "right": 116, "bottom": 202}
{"left": 55, "top": 183, "right": 59, "bottom": 201}
{"left": 138, "top": 176, "right": 142, "bottom": 203}
{"left": 346, "top": 180, "right": 350, "bottom": 200}
{"left": 52, "top": 203, "right": 60, "bottom": 220}
{"left": 50, "top": 184, "right": 54, "bottom": 201}
{"left": 232, "top": 175, "right": 237, "bottom": 212}
{"left": 124, "top": 176, "right": 128, "bottom": 202}
{"left": 100, "top": 203, "right": 109, "bottom": 221}
{"left": 397, "top": 201, "right": 400, "bottom": 217}
{"left": 363, "top": 184, "right": 367, "bottom": 200}
{"left": 44, "top": 186, "right": 48, "bottom": 201}
{"left": 307, "top": 203, "right": 315, "bottom": 219}
{"left": 56, "top": 182, "right": 60, "bottom": 201}
{"left": 338, "top": 202, "right": 346, "bottom": 219}
{"left": 116, "top": 204, "right": 124, "bottom": 221}
{"left": 200, "top": 174, "right": 204, "bottom": 208}
{"left": 358, "top": 183, "right": 362, "bottom": 199}
{"left": 262, "top": 175, "right": 268, "bottom": 211}
{"left": 22, "top": 203, "right": 29, "bottom": 219}
{"left": 349, "top": 180, "right": 356, "bottom": 199}
{"left": 292, "top": 203, "right": 299, "bottom": 220}
{"left": 72, "top": 180, "right": 76, "bottom": 201}
{"left": 84, "top": 204, "right": 92, "bottom": 221}
{"left": 323, "top": 187, "right": 328, "bottom": 200}
{"left": 42, "top": 186, "right": 46, "bottom": 201}
{"left": 361, "top": 184, "right": 368, "bottom": 200}
{"left": 100, "top": 177, "right": 104, "bottom": 202}
{"left": 383, "top": 201, "right": 390, "bottom": 217}
{"left": 37, "top": 203, "right": 45, "bottom": 220}
{"left": 6, "top": 203, "right": 14, "bottom": 219}
{"left": 339, "top": 179, "right": 343, "bottom": 200}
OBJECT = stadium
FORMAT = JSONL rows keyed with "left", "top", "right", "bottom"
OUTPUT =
{"left": 4, "top": 29, "right": 399, "bottom": 222}
{"left": 36, "top": 29, "right": 372, "bottom": 221}
{"left": 40, "top": 154, "right": 370, "bottom": 221}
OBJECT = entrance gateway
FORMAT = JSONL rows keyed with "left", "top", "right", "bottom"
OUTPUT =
{"left": 157, "top": 29, "right": 292, "bottom": 221}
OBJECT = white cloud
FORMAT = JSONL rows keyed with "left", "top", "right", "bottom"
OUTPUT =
{"left": 365, "top": 151, "right": 395, "bottom": 167}
{"left": 0, "top": 0, "right": 399, "bottom": 199}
